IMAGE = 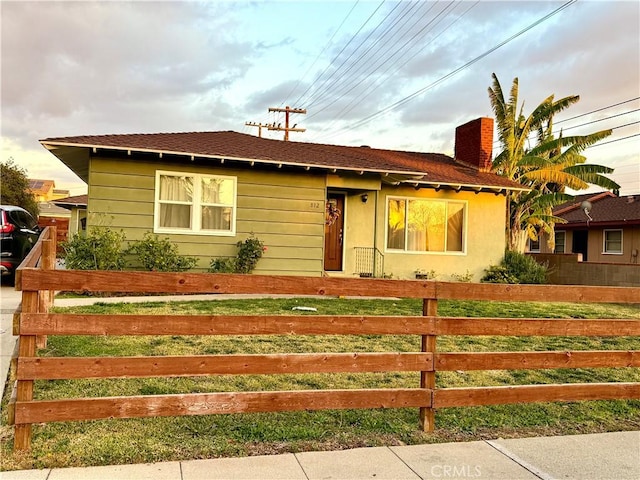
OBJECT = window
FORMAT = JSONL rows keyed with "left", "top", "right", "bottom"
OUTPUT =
{"left": 386, "top": 197, "right": 465, "bottom": 253}
{"left": 528, "top": 237, "right": 540, "bottom": 253}
{"left": 554, "top": 231, "right": 566, "bottom": 253}
{"left": 603, "top": 229, "right": 623, "bottom": 254}
{"left": 154, "top": 171, "right": 236, "bottom": 235}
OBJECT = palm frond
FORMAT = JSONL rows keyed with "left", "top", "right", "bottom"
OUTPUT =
{"left": 523, "top": 169, "right": 589, "bottom": 190}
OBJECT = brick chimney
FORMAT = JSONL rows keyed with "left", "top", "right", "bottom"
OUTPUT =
{"left": 454, "top": 117, "right": 494, "bottom": 172}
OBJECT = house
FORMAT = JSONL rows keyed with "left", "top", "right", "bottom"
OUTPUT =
{"left": 39, "top": 117, "right": 525, "bottom": 279}
{"left": 28, "top": 179, "right": 69, "bottom": 202}
{"left": 533, "top": 191, "right": 640, "bottom": 264}
{"left": 53, "top": 194, "right": 88, "bottom": 238}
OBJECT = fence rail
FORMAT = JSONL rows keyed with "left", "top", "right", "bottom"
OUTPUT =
{"left": 8, "top": 229, "right": 640, "bottom": 451}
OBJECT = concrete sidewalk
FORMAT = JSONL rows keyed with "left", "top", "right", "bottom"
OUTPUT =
{"left": 1, "top": 431, "right": 638, "bottom": 479}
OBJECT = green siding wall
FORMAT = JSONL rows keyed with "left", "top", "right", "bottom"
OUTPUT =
{"left": 87, "top": 156, "right": 326, "bottom": 275}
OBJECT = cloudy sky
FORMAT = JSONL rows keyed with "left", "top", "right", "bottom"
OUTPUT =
{"left": 2, "top": 0, "right": 639, "bottom": 195}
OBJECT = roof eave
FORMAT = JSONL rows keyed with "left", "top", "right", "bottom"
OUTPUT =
{"left": 405, "top": 179, "right": 528, "bottom": 193}
{"left": 40, "top": 141, "right": 430, "bottom": 178}
{"left": 40, "top": 140, "right": 527, "bottom": 192}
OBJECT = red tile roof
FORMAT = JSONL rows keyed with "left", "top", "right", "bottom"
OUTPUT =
{"left": 554, "top": 191, "right": 640, "bottom": 226}
{"left": 40, "top": 130, "right": 523, "bottom": 190}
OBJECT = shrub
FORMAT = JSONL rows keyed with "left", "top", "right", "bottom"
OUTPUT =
{"left": 208, "top": 258, "right": 236, "bottom": 273}
{"left": 126, "top": 233, "right": 197, "bottom": 272}
{"left": 480, "top": 265, "right": 519, "bottom": 284}
{"left": 481, "top": 250, "right": 548, "bottom": 284}
{"left": 209, "top": 235, "right": 266, "bottom": 274}
{"left": 450, "top": 270, "right": 473, "bottom": 282}
{"left": 60, "top": 228, "right": 126, "bottom": 270}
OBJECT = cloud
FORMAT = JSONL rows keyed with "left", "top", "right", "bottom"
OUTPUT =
{"left": 1, "top": 1, "right": 256, "bottom": 146}
{"left": 2, "top": 0, "right": 638, "bottom": 193}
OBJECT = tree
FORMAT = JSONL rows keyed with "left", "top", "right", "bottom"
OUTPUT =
{"left": 0, "top": 158, "right": 39, "bottom": 218}
{"left": 488, "top": 73, "right": 619, "bottom": 252}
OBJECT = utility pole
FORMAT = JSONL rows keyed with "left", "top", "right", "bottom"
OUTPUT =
{"left": 267, "top": 106, "right": 306, "bottom": 141}
{"left": 245, "top": 122, "right": 268, "bottom": 138}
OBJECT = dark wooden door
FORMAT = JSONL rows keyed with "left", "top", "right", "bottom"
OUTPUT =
{"left": 324, "top": 194, "right": 344, "bottom": 271}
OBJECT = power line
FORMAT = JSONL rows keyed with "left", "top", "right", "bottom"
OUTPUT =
{"left": 588, "top": 132, "right": 640, "bottom": 148}
{"left": 291, "top": 0, "right": 387, "bottom": 108}
{"left": 307, "top": 1, "right": 459, "bottom": 121}
{"left": 555, "top": 96, "right": 640, "bottom": 125}
{"left": 310, "top": 1, "right": 479, "bottom": 138}
{"left": 316, "top": 0, "right": 577, "bottom": 142}
{"left": 559, "top": 108, "right": 640, "bottom": 132}
{"left": 494, "top": 100, "right": 640, "bottom": 146}
{"left": 304, "top": 0, "right": 426, "bottom": 113}
{"left": 280, "top": 1, "right": 361, "bottom": 108}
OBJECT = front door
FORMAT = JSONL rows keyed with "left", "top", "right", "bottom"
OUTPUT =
{"left": 324, "top": 194, "right": 344, "bottom": 271}
{"left": 572, "top": 230, "right": 588, "bottom": 261}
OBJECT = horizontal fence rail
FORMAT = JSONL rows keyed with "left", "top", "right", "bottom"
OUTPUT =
{"left": 16, "top": 268, "right": 640, "bottom": 302}
{"left": 8, "top": 230, "right": 640, "bottom": 451}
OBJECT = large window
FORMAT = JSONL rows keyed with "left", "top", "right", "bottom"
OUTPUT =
{"left": 154, "top": 171, "right": 236, "bottom": 235}
{"left": 603, "top": 229, "right": 623, "bottom": 254}
{"left": 386, "top": 197, "right": 465, "bottom": 253}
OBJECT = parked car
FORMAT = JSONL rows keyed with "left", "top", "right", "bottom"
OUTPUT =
{"left": 0, "top": 205, "right": 41, "bottom": 284}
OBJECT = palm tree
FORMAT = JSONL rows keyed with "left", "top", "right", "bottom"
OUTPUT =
{"left": 488, "top": 73, "right": 619, "bottom": 252}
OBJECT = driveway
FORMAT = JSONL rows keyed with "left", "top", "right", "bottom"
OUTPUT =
{"left": 1, "top": 278, "right": 22, "bottom": 399}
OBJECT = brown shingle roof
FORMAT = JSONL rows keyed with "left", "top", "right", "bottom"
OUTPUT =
{"left": 554, "top": 191, "right": 640, "bottom": 226}
{"left": 40, "top": 130, "right": 522, "bottom": 190}
{"left": 53, "top": 194, "right": 88, "bottom": 208}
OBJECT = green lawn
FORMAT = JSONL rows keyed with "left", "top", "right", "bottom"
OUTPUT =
{"left": 1, "top": 297, "right": 638, "bottom": 470}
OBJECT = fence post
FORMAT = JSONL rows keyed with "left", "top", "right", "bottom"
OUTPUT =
{"left": 36, "top": 233, "right": 55, "bottom": 349}
{"left": 14, "top": 291, "right": 38, "bottom": 450}
{"left": 420, "top": 298, "right": 437, "bottom": 431}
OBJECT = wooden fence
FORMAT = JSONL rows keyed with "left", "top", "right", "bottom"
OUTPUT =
{"left": 8, "top": 228, "right": 640, "bottom": 451}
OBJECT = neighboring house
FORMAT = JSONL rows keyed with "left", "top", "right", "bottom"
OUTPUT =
{"left": 53, "top": 194, "right": 88, "bottom": 238}
{"left": 36, "top": 202, "right": 71, "bottom": 248}
{"left": 39, "top": 117, "right": 525, "bottom": 279}
{"left": 534, "top": 191, "right": 640, "bottom": 264}
{"left": 28, "top": 179, "right": 70, "bottom": 202}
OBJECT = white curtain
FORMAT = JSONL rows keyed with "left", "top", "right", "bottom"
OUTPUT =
{"left": 201, "top": 178, "right": 231, "bottom": 231}
{"left": 159, "top": 176, "right": 192, "bottom": 229}
{"left": 446, "top": 203, "right": 464, "bottom": 252}
{"left": 408, "top": 200, "right": 445, "bottom": 252}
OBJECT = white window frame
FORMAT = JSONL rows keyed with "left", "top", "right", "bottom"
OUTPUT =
{"left": 528, "top": 237, "right": 541, "bottom": 253}
{"left": 603, "top": 229, "right": 623, "bottom": 254}
{"left": 154, "top": 170, "right": 237, "bottom": 236}
{"left": 384, "top": 196, "right": 467, "bottom": 255}
{"left": 554, "top": 231, "right": 566, "bottom": 254}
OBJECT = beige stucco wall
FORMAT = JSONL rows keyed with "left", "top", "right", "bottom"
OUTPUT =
{"left": 340, "top": 185, "right": 507, "bottom": 281}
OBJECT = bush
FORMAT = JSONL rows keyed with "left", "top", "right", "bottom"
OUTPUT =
{"left": 208, "top": 258, "right": 236, "bottom": 273}
{"left": 481, "top": 250, "right": 548, "bottom": 284}
{"left": 60, "top": 228, "right": 126, "bottom": 270}
{"left": 126, "top": 233, "right": 197, "bottom": 272}
{"left": 209, "top": 235, "right": 266, "bottom": 274}
{"left": 481, "top": 265, "right": 519, "bottom": 284}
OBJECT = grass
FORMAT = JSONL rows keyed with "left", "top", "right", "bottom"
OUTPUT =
{"left": 1, "top": 297, "right": 639, "bottom": 470}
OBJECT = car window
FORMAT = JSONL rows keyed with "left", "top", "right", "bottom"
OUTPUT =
{"left": 6, "top": 210, "right": 36, "bottom": 229}
{"left": 22, "top": 211, "right": 37, "bottom": 229}
{"left": 7, "top": 210, "right": 25, "bottom": 228}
